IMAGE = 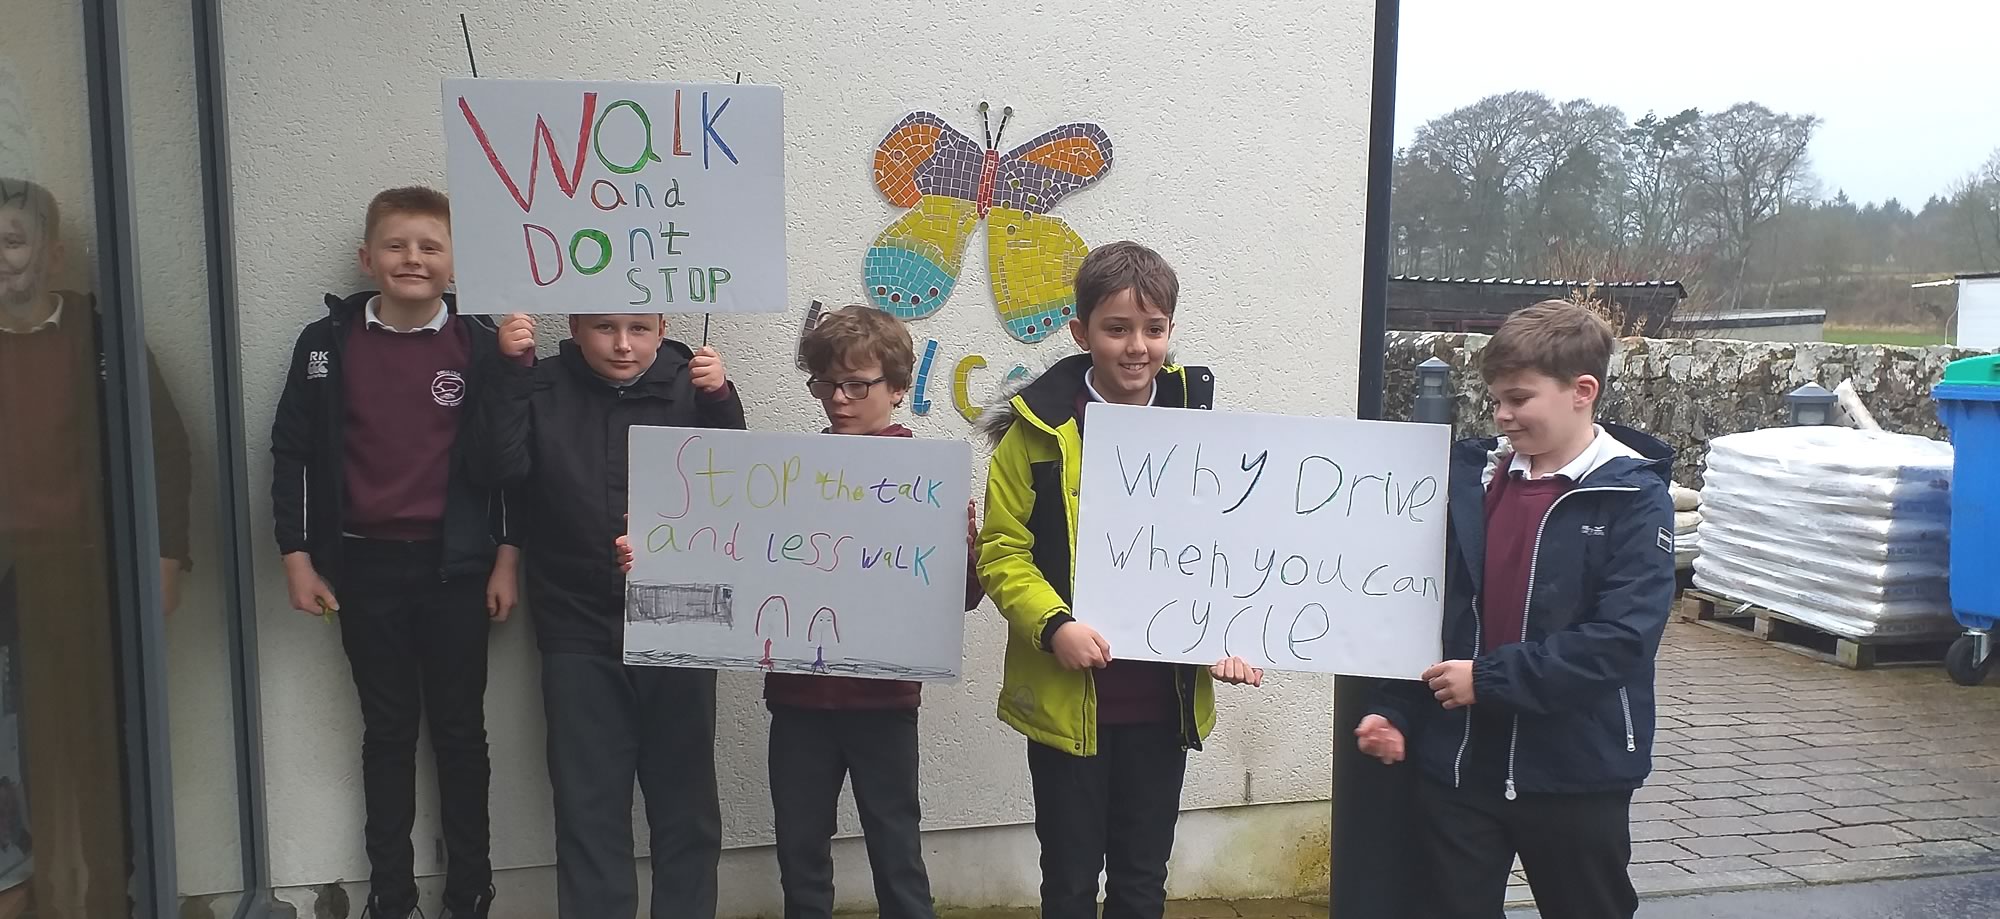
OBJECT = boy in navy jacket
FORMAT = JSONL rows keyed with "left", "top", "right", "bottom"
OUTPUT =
{"left": 1356, "top": 300, "right": 1677, "bottom": 919}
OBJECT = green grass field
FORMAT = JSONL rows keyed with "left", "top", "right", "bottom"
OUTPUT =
{"left": 1822, "top": 326, "right": 1949, "bottom": 347}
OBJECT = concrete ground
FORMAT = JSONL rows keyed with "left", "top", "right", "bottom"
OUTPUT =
{"left": 1513, "top": 870, "right": 2000, "bottom": 918}
{"left": 1574, "top": 618, "right": 2000, "bottom": 902}
{"left": 935, "top": 615, "right": 2000, "bottom": 919}
{"left": 936, "top": 899, "right": 1327, "bottom": 919}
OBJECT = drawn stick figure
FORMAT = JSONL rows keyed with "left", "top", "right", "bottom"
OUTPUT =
{"left": 760, "top": 639, "right": 774, "bottom": 671}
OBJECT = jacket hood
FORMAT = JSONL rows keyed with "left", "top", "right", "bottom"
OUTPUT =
{"left": 1454, "top": 421, "right": 1674, "bottom": 491}
{"left": 556, "top": 336, "right": 695, "bottom": 394}
{"left": 978, "top": 352, "right": 1211, "bottom": 445}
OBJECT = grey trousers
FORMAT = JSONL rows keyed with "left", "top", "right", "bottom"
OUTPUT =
{"left": 542, "top": 654, "right": 720, "bottom": 919}
{"left": 768, "top": 706, "right": 934, "bottom": 919}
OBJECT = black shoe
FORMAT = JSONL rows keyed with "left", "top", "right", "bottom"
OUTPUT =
{"left": 440, "top": 886, "right": 495, "bottom": 919}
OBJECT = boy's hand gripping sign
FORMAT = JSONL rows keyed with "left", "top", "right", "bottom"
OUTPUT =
{"left": 1072, "top": 404, "right": 1448, "bottom": 679}
{"left": 624, "top": 426, "right": 971, "bottom": 680}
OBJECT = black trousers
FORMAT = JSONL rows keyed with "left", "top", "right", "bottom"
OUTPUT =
{"left": 768, "top": 706, "right": 933, "bottom": 919}
{"left": 1417, "top": 777, "right": 1637, "bottom": 919}
{"left": 334, "top": 538, "right": 492, "bottom": 911}
{"left": 542, "top": 653, "right": 721, "bottom": 919}
{"left": 1026, "top": 723, "right": 1188, "bottom": 919}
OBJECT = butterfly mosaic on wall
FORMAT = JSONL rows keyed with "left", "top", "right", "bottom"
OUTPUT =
{"left": 865, "top": 103, "right": 1114, "bottom": 343}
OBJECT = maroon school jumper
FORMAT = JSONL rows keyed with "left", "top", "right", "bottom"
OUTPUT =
{"left": 340, "top": 305, "right": 472, "bottom": 541}
{"left": 1480, "top": 455, "right": 1573, "bottom": 654}
{"left": 763, "top": 424, "right": 984, "bottom": 710}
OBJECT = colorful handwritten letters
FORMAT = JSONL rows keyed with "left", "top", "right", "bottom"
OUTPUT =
{"left": 1071, "top": 405, "right": 1449, "bottom": 678}
{"left": 442, "top": 78, "right": 785, "bottom": 315}
{"left": 624, "top": 426, "right": 971, "bottom": 680}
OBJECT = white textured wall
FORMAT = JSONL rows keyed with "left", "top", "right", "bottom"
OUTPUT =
{"left": 221, "top": 0, "right": 1372, "bottom": 911}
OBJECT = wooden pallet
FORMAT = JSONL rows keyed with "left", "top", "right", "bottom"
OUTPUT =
{"left": 1679, "top": 588, "right": 1954, "bottom": 670}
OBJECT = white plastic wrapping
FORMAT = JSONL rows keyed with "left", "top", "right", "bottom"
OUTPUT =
{"left": 1693, "top": 426, "right": 1957, "bottom": 638}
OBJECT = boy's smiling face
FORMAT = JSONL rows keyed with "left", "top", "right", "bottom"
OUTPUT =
{"left": 0, "top": 202, "right": 56, "bottom": 312}
{"left": 359, "top": 212, "right": 453, "bottom": 306}
{"left": 1070, "top": 286, "right": 1172, "bottom": 405}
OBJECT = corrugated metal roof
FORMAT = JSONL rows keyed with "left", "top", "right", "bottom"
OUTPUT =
{"left": 1391, "top": 276, "right": 1686, "bottom": 294}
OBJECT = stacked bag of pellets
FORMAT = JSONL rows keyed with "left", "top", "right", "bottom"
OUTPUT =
{"left": 1693, "top": 425, "right": 1957, "bottom": 639}
{"left": 1671, "top": 484, "right": 1702, "bottom": 570}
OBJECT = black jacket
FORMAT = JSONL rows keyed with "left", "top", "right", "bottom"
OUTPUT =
{"left": 268, "top": 292, "right": 517, "bottom": 585}
{"left": 1371, "top": 423, "right": 1677, "bottom": 797}
{"left": 463, "top": 337, "right": 747, "bottom": 655}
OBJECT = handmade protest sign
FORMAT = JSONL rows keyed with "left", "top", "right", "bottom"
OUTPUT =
{"left": 1071, "top": 404, "right": 1448, "bottom": 679}
{"left": 624, "top": 426, "right": 971, "bottom": 680}
{"left": 441, "top": 78, "right": 785, "bottom": 315}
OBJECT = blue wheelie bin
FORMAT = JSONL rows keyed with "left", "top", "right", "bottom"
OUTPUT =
{"left": 1935, "top": 353, "right": 2000, "bottom": 686}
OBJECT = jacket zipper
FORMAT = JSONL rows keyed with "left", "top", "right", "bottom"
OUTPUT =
{"left": 1054, "top": 446, "right": 1095, "bottom": 756}
{"left": 1619, "top": 687, "right": 1637, "bottom": 752}
{"left": 1030, "top": 367, "right": 1196, "bottom": 757}
{"left": 1504, "top": 484, "right": 1638, "bottom": 802}
{"left": 439, "top": 320, "right": 500, "bottom": 582}
{"left": 1453, "top": 594, "right": 1481, "bottom": 789}
{"left": 320, "top": 311, "right": 347, "bottom": 563}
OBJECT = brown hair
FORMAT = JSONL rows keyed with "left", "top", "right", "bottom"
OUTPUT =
{"left": 365, "top": 186, "right": 451, "bottom": 241}
{"left": 1480, "top": 299, "right": 1617, "bottom": 395}
{"left": 800, "top": 305, "right": 916, "bottom": 391}
{"left": 1074, "top": 240, "right": 1179, "bottom": 323}
{"left": 0, "top": 178, "right": 59, "bottom": 243}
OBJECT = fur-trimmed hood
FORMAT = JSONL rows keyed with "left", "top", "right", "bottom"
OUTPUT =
{"left": 978, "top": 351, "right": 1209, "bottom": 444}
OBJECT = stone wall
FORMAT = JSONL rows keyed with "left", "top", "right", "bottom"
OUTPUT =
{"left": 1384, "top": 332, "right": 1986, "bottom": 487}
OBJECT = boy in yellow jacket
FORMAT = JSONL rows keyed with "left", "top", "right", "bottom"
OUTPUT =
{"left": 977, "top": 241, "right": 1261, "bottom": 919}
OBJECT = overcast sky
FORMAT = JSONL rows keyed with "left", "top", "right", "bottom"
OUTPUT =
{"left": 1394, "top": 0, "right": 2000, "bottom": 207}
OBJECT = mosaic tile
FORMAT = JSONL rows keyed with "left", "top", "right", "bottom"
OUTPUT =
{"left": 863, "top": 104, "right": 1114, "bottom": 343}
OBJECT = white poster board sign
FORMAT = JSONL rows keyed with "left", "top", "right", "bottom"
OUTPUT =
{"left": 624, "top": 426, "right": 970, "bottom": 680}
{"left": 1072, "top": 404, "right": 1449, "bottom": 679}
{"left": 441, "top": 78, "right": 785, "bottom": 315}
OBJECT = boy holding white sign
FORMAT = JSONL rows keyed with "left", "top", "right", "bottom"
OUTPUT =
{"left": 1355, "top": 301, "right": 1676, "bottom": 919}
{"left": 617, "top": 305, "right": 980, "bottom": 919}
{"left": 976, "top": 242, "right": 1262, "bottom": 919}
{"left": 464, "top": 311, "right": 743, "bottom": 919}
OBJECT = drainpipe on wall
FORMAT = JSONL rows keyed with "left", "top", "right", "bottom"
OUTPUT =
{"left": 1330, "top": 2, "right": 1416, "bottom": 917}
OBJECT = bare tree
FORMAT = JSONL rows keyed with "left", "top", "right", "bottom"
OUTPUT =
{"left": 1685, "top": 103, "right": 1821, "bottom": 308}
{"left": 1390, "top": 148, "right": 1471, "bottom": 276}
{"left": 1614, "top": 109, "right": 1702, "bottom": 260}
{"left": 1410, "top": 91, "right": 1559, "bottom": 275}
{"left": 1513, "top": 100, "right": 1627, "bottom": 267}
{"left": 1952, "top": 149, "right": 2000, "bottom": 270}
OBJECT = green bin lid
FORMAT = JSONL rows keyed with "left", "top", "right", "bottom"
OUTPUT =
{"left": 1941, "top": 354, "right": 2000, "bottom": 387}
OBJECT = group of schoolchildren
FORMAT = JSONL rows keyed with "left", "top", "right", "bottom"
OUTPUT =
{"left": 274, "top": 186, "right": 1676, "bottom": 919}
